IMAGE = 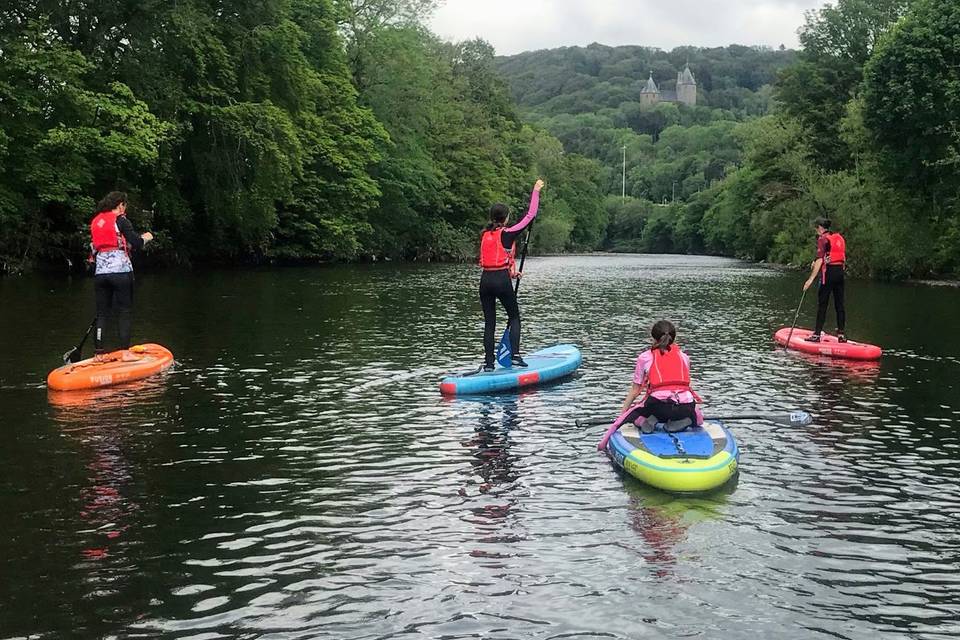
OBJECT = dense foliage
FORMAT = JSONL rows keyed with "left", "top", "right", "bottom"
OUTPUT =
{"left": 3, "top": 0, "right": 957, "bottom": 279}
{"left": 0, "top": 0, "right": 605, "bottom": 271}
{"left": 703, "top": 0, "right": 959, "bottom": 279}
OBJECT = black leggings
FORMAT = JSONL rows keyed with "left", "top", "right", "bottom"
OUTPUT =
{"left": 626, "top": 397, "right": 698, "bottom": 425}
{"left": 479, "top": 269, "right": 520, "bottom": 366}
{"left": 95, "top": 272, "right": 134, "bottom": 352}
{"left": 815, "top": 265, "right": 845, "bottom": 334}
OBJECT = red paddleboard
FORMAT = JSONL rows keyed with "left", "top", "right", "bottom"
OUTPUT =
{"left": 775, "top": 328, "right": 881, "bottom": 361}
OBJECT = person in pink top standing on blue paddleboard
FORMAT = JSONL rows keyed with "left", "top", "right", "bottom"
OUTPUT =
{"left": 477, "top": 179, "right": 544, "bottom": 372}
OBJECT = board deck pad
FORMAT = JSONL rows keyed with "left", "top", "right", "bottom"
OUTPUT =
{"left": 620, "top": 421, "right": 727, "bottom": 459}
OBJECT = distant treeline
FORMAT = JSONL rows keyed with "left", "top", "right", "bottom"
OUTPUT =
{"left": 3, "top": 0, "right": 957, "bottom": 279}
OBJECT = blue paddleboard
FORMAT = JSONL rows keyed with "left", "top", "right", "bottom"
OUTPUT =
{"left": 440, "top": 344, "right": 581, "bottom": 395}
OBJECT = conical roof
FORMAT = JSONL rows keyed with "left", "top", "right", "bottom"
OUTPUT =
{"left": 641, "top": 73, "right": 660, "bottom": 94}
{"left": 679, "top": 65, "right": 696, "bottom": 85}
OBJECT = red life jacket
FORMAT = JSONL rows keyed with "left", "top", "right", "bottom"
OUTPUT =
{"left": 90, "top": 211, "right": 127, "bottom": 254}
{"left": 825, "top": 232, "right": 845, "bottom": 265}
{"left": 819, "top": 231, "right": 846, "bottom": 284}
{"left": 479, "top": 228, "right": 516, "bottom": 274}
{"left": 644, "top": 345, "right": 701, "bottom": 402}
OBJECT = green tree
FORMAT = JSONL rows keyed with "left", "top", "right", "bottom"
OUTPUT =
{"left": 775, "top": 0, "right": 910, "bottom": 170}
{"left": 0, "top": 23, "right": 170, "bottom": 271}
{"left": 862, "top": 0, "right": 960, "bottom": 199}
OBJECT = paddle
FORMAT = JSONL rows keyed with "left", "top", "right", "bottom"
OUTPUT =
{"left": 783, "top": 288, "right": 808, "bottom": 349}
{"left": 63, "top": 317, "right": 97, "bottom": 364}
{"left": 496, "top": 216, "right": 536, "bottom": 365}
{"left": 578, "top": 410, "right": 814, "bottom": 429}
{"left": 513, "top": 217, "right": 535, "bottom": 296}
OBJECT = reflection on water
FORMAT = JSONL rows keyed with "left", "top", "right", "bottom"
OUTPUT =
{"left": 622, "top": 474, "right": 736, "bottom": 580}
{"left": 1, "top": 256, "right": 960, "bottom": 639}
{"left": 459, "top": 400, "right": 522, "bottom": 561}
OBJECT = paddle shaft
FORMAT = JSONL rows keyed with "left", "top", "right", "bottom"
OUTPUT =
{"left": 64, "top": 317, "right": 97, "bottom": 363}
{"left": 784, "top": 288, "right": 808, "bottom": 349}
{"left": 513, "top": 217, "right": 535, "bottom": 296}
{"left": 579, "top": 412, "right": 811, "bottom": 428}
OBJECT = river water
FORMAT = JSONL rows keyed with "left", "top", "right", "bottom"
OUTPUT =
{"left": 1, "top": 255, "right": 959, "bottom": 639}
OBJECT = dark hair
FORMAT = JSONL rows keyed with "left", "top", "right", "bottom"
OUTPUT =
{"left": 96, "top": 191, "right": 128, "bottom": 214}
{"left": 651, "top": 320, "right": 677, "bottom": 354}
{"left": 814, "top": 216, "right": 831, "bottom": 230}
{"left": 484, "top": 203, "right": 510, "bottom": 231}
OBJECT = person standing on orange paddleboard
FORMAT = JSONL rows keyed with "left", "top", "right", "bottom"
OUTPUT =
{"left": 89, "top": 192, "right": 153, "bottom": 359}
{"left": 802, "top": 217, "right": 847, "bottom": 343}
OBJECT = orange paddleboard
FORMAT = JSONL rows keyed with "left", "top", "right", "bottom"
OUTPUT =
{"left": 47, "top": 343, "right": 174, "bottom": 391}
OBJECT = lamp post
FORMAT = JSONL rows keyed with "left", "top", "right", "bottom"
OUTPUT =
{"left": 621, "top": 145, "right": 626, "bottom": 201}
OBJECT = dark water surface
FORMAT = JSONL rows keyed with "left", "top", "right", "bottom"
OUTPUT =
{"left": 2, "top": 255, "right": 959, "bottom": 639}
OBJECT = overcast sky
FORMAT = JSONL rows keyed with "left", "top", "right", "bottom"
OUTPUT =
{"left": 429, "top": 0, "right": 829, "bottom": 55}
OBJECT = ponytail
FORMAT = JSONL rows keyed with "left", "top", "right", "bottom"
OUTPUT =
{"left": 650, "top": 320, "right": 677, "bottom": 354}
{"left": 483, "top": 203, "right": 510, "bottom": 234}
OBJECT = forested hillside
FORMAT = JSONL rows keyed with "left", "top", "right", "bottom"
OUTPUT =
{"left": 498, "top": 43, "right": 792, "bottom": 117}
{"left": 496, "top": 44, "right": 792, "bottom": 211}
{"left": 496, "top": 0, "right": 960, "bottom": 279}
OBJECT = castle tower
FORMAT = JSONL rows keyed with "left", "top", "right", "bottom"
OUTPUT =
{"left": 677, "top": 64, "right": 697, "bottom": 106}
{"left": 640, "top": 72, "right": 660, "bottom": 107}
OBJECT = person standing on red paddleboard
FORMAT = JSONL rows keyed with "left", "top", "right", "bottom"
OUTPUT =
{"left": 478, "top": 179, "right": 544, "bottom": 372}
{"left": 89, "top": 192, "right": 153, "bottom": 360}
{"left": 802, "top": 217, "right": 846, "bottom": 343}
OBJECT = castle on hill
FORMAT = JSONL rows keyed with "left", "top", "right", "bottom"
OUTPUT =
{"left": 640, "top": 64, "right": 697, "bottom": 107}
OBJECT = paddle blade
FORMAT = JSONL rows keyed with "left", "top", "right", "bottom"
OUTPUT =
{"left": 575, "top": 417, "right": 609, "bottom": 427}
{"left": 496, "top": 327, "right": 512, "bottom": 368}
{"left": 706, "top": 411, "right": 815, "bottom": 427}
{"left": 63, "top": 347, "right": 81, "bottom": 364}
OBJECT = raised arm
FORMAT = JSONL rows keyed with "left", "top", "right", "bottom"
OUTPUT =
{"left": 504, "top": 179, "right": 544, "bottom": 233}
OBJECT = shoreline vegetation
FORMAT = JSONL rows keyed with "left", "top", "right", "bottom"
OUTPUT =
{"left": 1, "top": 0, "right": 957, "bottom": 281}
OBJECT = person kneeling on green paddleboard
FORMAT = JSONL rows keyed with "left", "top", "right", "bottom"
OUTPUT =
{"left": 89, "top": 191, "right": 153, "bottom": 361}
{"left": 619, "top": 320, "right": 703, "bottom": 433}
{"left": 478, "top": 179, "right": 544, "bottom": 372}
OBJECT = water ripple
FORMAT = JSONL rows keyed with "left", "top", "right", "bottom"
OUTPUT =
{"left": 2, "top": 257, "right": 960, "bottom": 639}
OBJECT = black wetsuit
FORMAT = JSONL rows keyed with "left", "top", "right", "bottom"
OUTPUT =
{"left": 624, "top": 396, "right": 698, "bottom": 426}
{"left": 815, "top": 264, "right": 845, "bottom": 335}
{"left": 813, "top": 233, "right": 846, "bottom": 335}
{"left": 93, "top": 216, "right": 144, "bottom": 353}
{"left": 480, "top": 225, "right": 530, "bottom": 367}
